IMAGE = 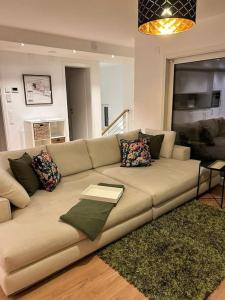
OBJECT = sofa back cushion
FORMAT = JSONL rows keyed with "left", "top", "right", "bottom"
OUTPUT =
{"left": 199, "top": 118, "right": 219, "bottom": 138}
{"left": 174, "top": 121, "right": 201, "bottom": 145}
{"left": 86, "top": 135, "right": 121, "bottom": 168}
{"left": 0, "top": 168, "right": 30, "bottom": 208}
{"left": 0, "top": 146, "right": 46, "bottom": 173}
{"left": 218, "top": 118, "right": 225, "bottom": 136}
{"left": 144, "top": 129, "right": 176, "bottom": 158}
{"left": 47, "top": 140, "right": 92, "bottom": 177}
{"left": 117, "top": 129, "right": 140, "bottom": 144}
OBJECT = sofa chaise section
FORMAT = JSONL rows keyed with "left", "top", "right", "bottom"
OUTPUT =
{"left": 0, "top": 170, "right": 152, "bottom": 295}
{"left": 0, "top": 169, "right": 151, "bottom": 272}
{"left": 0, "top": 136, "right": 152, "bottom": 296}
{"left": 0, "top": 208, "right": 153, "bottom": 296}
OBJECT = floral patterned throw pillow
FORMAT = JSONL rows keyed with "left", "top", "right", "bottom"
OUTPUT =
{"left": 32, "top": 151, "right": 61, "bottom": 192}
{"left": 120, "top": 139, "right": 151, "bottom": 167}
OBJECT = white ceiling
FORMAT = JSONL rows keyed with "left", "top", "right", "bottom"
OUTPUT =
{"left": 0, "top": 0, "right": 224, "bottom": 48}
{"left": 0, "top": 41, "right": 134, "bottom": 64}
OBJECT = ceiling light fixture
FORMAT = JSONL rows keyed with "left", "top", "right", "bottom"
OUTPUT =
{"left": 20, "top": 42, "right": 25, "bottom": 47}
{"left": 111, "top": 55, "right": 115, "bottom": 58}
{"left": 72, "top": 49, "right": 77, "bottom": 53}
{"left": 138, "top": 0, "right": 197, "bottom": 36}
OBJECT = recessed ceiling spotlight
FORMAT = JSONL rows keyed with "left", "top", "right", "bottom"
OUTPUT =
{"left": 72, "top": 50, "right": 77, "bottom": 54}
{"left": 111, "top": 54, "right": 115, "bottom": 58}
{"left": 20, "top": 43, "right": 25, "bottom": 47}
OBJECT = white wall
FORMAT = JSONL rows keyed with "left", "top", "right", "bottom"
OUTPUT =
{"left": 0, "top": 98, "right": 7, "bottom": 151}
{"left": 100, "top": 65, "right": 123, "bottom": 124}
{"left": 100, "top": 62, "right": 134, "bottom": 128}
{"left": 134, "top": 13, "right": 225, "bottom": 130}
{"left": 0, "top": 51, "right": 102, "bottom": 150}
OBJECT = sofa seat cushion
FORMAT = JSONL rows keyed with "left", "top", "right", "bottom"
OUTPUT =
{"left": 194, "top": 137, "right": 225, "bottom": 161}
{"left": 210, "top": 137, "right": 225, "bottom": 160}
{"left": 199, "top": 118, "right": 219, "bottom": 138}
{"left": 0, "top": 171, "right": 151, "bottom": 273}
{"left": 96, "top": 159, "right": 213, "bottom": 207}
{"left": 214, "top": 136, "right": 225, "bottom": 146}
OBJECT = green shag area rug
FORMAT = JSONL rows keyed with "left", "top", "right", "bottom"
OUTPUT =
{"left": 98, "top": 201, "right": 225, "bottom": 300}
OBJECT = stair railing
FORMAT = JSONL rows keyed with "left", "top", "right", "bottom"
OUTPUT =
{"left": 102, "top": 109, "right": 130, "bottom": 136}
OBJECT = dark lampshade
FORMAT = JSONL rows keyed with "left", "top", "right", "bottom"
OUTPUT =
{"left": 138, "top": 0, "right": 197, "bottom": 35}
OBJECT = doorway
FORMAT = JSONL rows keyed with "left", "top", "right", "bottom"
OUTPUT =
{"left": 65, "top": 67, "right": 91, "bottom": 141}
{"left": 0, "top": 94, "right": 7, "bottom": 151}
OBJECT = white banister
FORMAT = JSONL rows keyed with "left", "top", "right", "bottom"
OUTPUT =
{"left": 102, "top": 109, "right": 130, "bottom": 136}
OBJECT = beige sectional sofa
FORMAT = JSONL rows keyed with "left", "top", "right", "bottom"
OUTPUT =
{"left": 0, "top": 129, "right": 220, "bottom": 296}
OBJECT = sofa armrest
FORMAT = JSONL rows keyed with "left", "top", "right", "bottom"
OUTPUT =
{"left": 0, "top": 197, "right": 12, "bottom": 223}
{"left": 172, "top": 145, "right": 191, "bottom": 161}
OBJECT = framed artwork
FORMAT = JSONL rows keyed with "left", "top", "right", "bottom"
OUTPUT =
{"left": 23, "top": 74, "right": 53, "bottom": 105}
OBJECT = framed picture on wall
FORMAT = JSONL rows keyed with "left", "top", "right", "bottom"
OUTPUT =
{"left": 23, "top": 74, "right": 53, "bottom": 105}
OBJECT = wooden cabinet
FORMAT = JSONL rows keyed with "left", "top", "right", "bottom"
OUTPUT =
{"left": 24, "top": 119, "right": 66, "bottom": 148}
{"left": 51, "top": 137, "right": 66, "bottom": 144}
{"left": 33, "top": 123, "right": 50, "bottom": 140}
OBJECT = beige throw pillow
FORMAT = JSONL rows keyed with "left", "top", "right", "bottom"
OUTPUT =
{"left": 144, "top": 129, "right": 176, "bottom": 159}
{"left": 0, "top": 169, "right": 30, "bottom": 208}
{"left": 117, "top": 129, "right": 141, "bottom": 144}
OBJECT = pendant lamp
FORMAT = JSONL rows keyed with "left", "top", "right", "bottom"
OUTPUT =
{"left": 138, "top": 0, "right": 197, "bottom": 35}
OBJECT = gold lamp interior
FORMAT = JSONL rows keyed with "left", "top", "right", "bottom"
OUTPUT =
{"left": 139, "top": 18, "right": 195, "bottom": 35}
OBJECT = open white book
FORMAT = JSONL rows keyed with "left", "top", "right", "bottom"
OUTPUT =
{"left": 80, "top": 184, "right": 124, "bottom": 204}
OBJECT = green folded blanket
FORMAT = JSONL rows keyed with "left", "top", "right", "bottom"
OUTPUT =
{"left": 60, "top": 183, "right": 125, "bottom": 241}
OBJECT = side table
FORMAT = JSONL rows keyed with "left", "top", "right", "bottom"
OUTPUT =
{"left": 196, "top": 161, "right": 225, "bottom": 208}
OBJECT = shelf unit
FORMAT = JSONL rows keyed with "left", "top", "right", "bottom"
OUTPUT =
{"left": 24, "top": 119, "right": 66, "bottom": 148}
{"left": 173, "top": 90, "right": 221, "bottom": 111}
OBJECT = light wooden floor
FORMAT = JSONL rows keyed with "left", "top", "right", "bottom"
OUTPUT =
{"left": 1, "top": 187, "right": 225, "bottom": 300}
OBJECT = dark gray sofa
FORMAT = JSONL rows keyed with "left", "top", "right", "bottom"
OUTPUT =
{"left": 174, "top": 117, "right": 225, "bottom": 161}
